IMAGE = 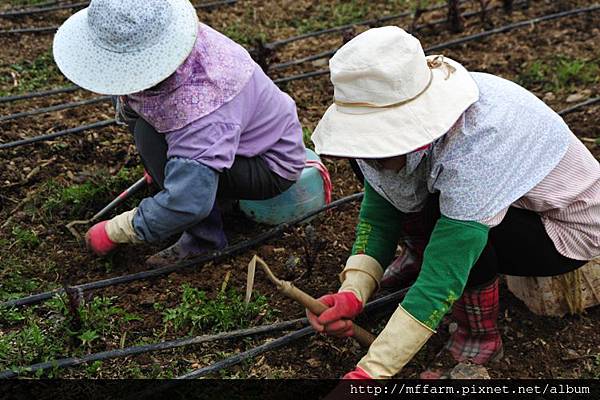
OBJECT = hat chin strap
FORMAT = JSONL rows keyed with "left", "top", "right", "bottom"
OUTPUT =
{"left": 333, "top": 55, "right": 456, "bottom": 109}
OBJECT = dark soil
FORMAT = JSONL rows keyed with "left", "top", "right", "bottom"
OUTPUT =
{"left": 0, "top": 0, "right": 599, "bottom": 379}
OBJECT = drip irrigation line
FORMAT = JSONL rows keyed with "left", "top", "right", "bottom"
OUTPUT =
{"left": 0, "top": 0, "right": 237, "bottom": 34}
{"left": 0, "top": 26, "right": 57, "bottom": 35}
{"left": 0, "top": 318, "right": 307, "bottom": 379}
{"left": 0, "top": 85, "right": 80, "bottom": 104}
{"left": 264, "top": 1, "right": 452, "bottom": 49}
{"left": 2, "top": 3, "right": 598, "bottom": 149}
{"left": 273, "top": 69, "right": 330, "bottom": 85}
{"left": 558, "top": 97, "right": 600, "bottom": 116}
{"left": 0, "top": 96, "right": 110, "bottom": 123}
{"left": 177, "top": 327, "right": 314, "bottom": 379}
{"left": 176, "top": 288, "right": 408, "bottom": 380}
{"left": 271, "top": 1, "right": 586, "bottom": 72}
{"left": 425, "top": 4, "right": 600, "bottom": 52}
{"left": 0, "top": 119, "right": 116, "bottom": 150}
{"left": 0, "top": 2, "right": 87, "bottom": 18}
{"left": 0, "top": 193, "right": 364, "bottom": 309}
{"left": 271, "top": 4, "right": 600, "bottom": 83}
{"left": 270, "top": 0, "right": 526, "bottom": 70}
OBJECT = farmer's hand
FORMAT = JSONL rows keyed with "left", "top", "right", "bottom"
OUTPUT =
{"left": 343, "top": 366, "right": 372, "bottom": 379}
{"left": 85, "top": 209, "right": 142, "bottom": 256}
{"left": 306, "top": 291, "right": 363, "bottom": 337}
{"left": 86, "top": 221, "right": 118, "bottom": 256}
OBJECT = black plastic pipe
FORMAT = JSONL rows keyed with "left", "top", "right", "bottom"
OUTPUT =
{"left": 271, "top": 4, "right": 600, "bottom": 83}
{"left": 0, "top": 318, "right": 307, "bottom": 379}
{"left": 0, "top": 0, "right": 238, "bottom": 34}
{"left": 0, "top": 96, "right": 110, "bottom": 123}
{"left": 0, "top": 2, "right": 87, "bottom": 18}
{"left": 0, "top": 193, "right": 364, "bottom": 309}
{"left": 0, "top": 119, "right": 116, "bottom": 150}
{"left": 176, "top": 288, "right": 409, "bottom": 379}
{"left": 0, "top": 85, "right": 80, "bottom": 104}
{"left": 271, "top": 2, "right": 594, "bottom": 72}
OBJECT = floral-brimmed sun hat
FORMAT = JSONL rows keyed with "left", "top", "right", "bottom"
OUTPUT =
{"left": 53, "top": 0, "right": 199, "bottom": 95}
{"left": 311, "top": 26, "right": 480, "bottom": 159}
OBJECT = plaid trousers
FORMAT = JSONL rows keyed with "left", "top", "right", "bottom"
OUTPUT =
{"left": 445, "top": 277, "right": 504, "bottom": 364}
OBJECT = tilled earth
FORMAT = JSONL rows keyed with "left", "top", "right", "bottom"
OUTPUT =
{"left": 0, "top": 0, "right": 599, "bottom": 379}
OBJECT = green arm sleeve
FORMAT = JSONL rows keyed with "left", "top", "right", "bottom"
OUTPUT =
{"left": 351, "top": 180, "right": 404, "bottom": 268}
{"left": 401, "top": 216, "right": 489, "bottom": 330}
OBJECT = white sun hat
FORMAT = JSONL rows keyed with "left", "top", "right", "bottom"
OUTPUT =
{"left": 53, "top": 0, "right": 199, "bottom": 96}
{"left": 312, "top": 26, "right": 479, "bottom": 158}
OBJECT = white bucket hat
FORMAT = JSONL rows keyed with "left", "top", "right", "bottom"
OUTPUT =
{"left": 312, "top": 26, "right": 479, "bottom": 158}
{"left": 53, "top": 0, "right": 199, "bottom": 95}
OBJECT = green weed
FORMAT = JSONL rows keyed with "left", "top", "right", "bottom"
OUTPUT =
{"left": 0, "top": 259, "right": 40, "bottom": 301}
{"left": 0, "top": 307, "right": 30, "bottom": 326}
{"left": 10, "top": 226, "right": 40, "bottom": 249}
{"left": 518, "top": 56, "right": 599, "bottom": 92}
{"left": 162, "top": 285, "right": 274, "bottom": 335}
{"left": 293, "top": 1, "right": 370, "bottom": 33}
{"left": 302, "top": 127, "right": 314, "bottom": 150}
{"left": 0, "top": 322, "right": 63, "bottom": 370}
{"left": 36, "top": 165, "right": 144, "bottom": 221}
{"left": 223, "top": 24, "right": 267, "bottom": 46}
{"left": 49, "top": 294, "right": 142, "bottom": 339}
{"left": 0, "top": 50, "right": 63, "bottom": 97}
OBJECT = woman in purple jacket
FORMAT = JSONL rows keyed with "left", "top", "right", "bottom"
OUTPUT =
{"left": 53, "top": 0, "right": 306, "bottom": 266}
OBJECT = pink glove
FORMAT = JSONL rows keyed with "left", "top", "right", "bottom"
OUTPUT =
{"left": 143, "top": 170, "right": 153, "bottom": 185}
{"left": 343, "top": 367, "right": 373, "bottom": 380}
{"left": 85, "top": 221, "right": 118, "bottom": 256}
{"left": 306, "top": 292, "right": 363, "bottom": 337}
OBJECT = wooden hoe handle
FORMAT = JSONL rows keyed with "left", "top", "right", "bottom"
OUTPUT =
{"left": 249, "top": 256, "right": 376, "bottom": 347}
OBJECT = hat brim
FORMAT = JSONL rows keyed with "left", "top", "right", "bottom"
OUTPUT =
{"left": 311, "top": 56, "right": 479, "bottom": 158}
{"left": 53, "top": 0, "right": 198, "bottom": 96}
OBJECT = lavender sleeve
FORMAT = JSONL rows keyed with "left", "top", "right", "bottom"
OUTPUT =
{"left": 165, "top": 122, "right": 242, "bottom": 172}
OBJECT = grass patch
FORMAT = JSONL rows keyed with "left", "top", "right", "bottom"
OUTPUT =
{"left": 302, "top": 127, "right": 314, "bottom": 150}
{"left": 0, "top": 50, "right": 63, "bottom": 97}
{"left": 223, "top": 24, "right": 267, "bottom": 46}
{"left": 10, "top": 225, "right": 40, "bottom": 249}
{"left": 518, "top": 56, "right": 599, "bottom": 92}
{"left": 292, "top": 1, "right": 371, "bottom": 33}
{"left": 0, "top": 295, "right": 141, "bottom": 374}
{"left": 0, "top": 258, "right": 40, "bottom": 302}
{"left": 32, "top": 165, "right": 144, "bottom": 221}
{"left": 161, "top": 285, "right": 275, "bottom": 335}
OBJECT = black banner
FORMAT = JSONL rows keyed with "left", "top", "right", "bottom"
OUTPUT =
{"left": 1, "top": 379, "right": 599, "bottom": 400}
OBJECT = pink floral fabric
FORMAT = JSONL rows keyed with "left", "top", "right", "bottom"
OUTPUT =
{"left": 127, "top": 23, "right": 256, "bottom": 133}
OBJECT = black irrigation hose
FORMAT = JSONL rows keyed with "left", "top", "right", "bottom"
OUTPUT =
{"left": 272, "top": 4, "right": 600, "bottom": 84}
{"left": 425, "top": 3, "right": 600, "bottom": 52}
{"left": 271, "top": 2, "right": 592, "bottom": 72}
{"left": 269, "top": 1, "right": 527, "bottom": 71}
{"left": 264, "top": 1, "right": 452, "bottom": 50}
{"left": 0, "top": 318, "right": 307, "bottom": 379}
{"left": 0, "top": 193, "right": 364, "bottom": 309}
{"left": 558, "top": 97, "right": 600, "bottom": 116}
{"left": 0, "top": 0, "right": 237, "bottom": 34}
{"left": 2, "top": 2, "right": 598, "bottom": 149}
{"left": 0, "top": 119, "right": 116, "bottom": 150}
{"left": 273, "top": 69, "right": 330, "bottom": 85}
{"left": 0, "top": 96, "right": 110, "bottom": 123}
{"left": 176, "top": 288, "right": 409, "bottom": 379}
{"left": 0, "top": 2, "right": 87, "bottom": 18}
{"left": 0, "top": 85, "right": 80, "bottom": 104}
{"left": 177, "top": 327, "right": 314, "bottom": 380}
{"left": 0, "top": 26, "right": 57, "bottom": 35}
